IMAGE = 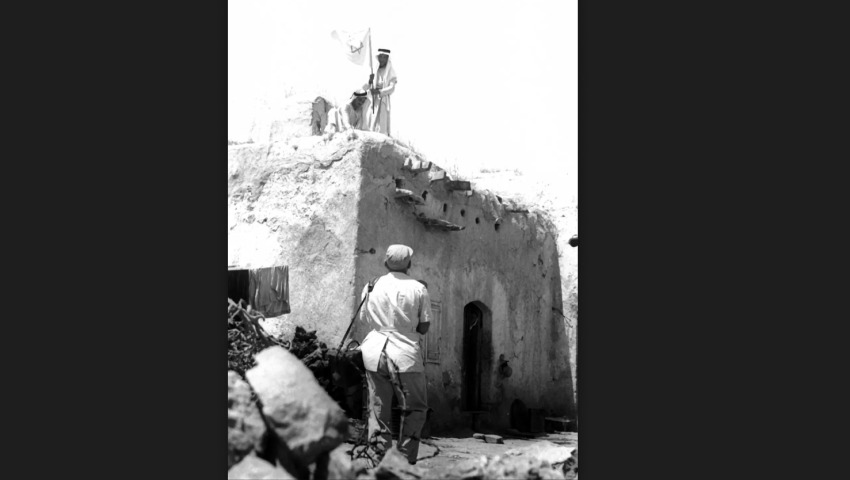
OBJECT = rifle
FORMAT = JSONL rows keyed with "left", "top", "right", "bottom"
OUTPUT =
{"left": 368, "top": 73, "right": 382, "bottom": 131}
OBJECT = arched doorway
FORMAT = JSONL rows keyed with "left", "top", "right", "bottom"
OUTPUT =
{"left": 462, "top": 302, "right": 491, "bottom": 411}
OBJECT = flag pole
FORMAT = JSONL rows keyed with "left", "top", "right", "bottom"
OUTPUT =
{"left": 368, "top": 28, "right": 377, "bottom": 116}
{"left": 368, "top": 28, "right": 374, "bottom": 78}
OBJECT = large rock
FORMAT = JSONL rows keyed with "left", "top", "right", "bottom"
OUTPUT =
{"left": 229, "top": 371, "right": 268, "bottom": 469}
{"left": 308, "top": 444, "right": 354, "bottom": 480}
{"left": 245, "top": 346, "right": 348, "bottom": 467}
{"left": 327, "top": 444, "right": 355, "bottom": 480}
{"left": 373, "top": 447, "right": 427, "bottom": 480}
{"left": 228, "top": 453, "right": 295, "bottom": 480}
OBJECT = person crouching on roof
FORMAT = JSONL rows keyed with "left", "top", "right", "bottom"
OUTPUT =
{"left": 324, "top": 89, "right": 372, "bottom": 135}
{"left": 357, "top": 244, "right": 432, "bottom": 465}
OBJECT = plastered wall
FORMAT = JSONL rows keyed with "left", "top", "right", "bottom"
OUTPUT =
{"left": 228, "top": 133, "right": 575, "bottom": 431}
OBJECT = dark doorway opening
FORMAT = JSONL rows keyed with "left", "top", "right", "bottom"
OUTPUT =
{"left": 510, "top": 398, "right": 530, "bottom": 431}
{"left": 228, "top": 269, "right": 250, "bottom": 304}
{"left": 462, "top": 303, "right": 484, "bottom": 411}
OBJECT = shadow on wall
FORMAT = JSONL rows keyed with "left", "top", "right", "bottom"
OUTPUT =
{"left": 550, "top": 247, "right": 577, "bottom": 421}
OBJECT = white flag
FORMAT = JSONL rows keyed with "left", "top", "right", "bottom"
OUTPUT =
{"left": 330, "top": 28, "right": 371, "bottom": 66}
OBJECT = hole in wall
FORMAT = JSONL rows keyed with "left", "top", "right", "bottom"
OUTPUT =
{"left": 510, "top": 399, "right": 529, "bottom": 431}
{"left": 443, "top": 203, "right": 447, "bottom": 213}
{"left": 495, "top": 223, "right": 500, "bottom": 232}
{"left": 460, "top": 209, "right": 466, "bottom": 217}
{"left": 422, "top": 191, "right": 428, "bottom": 201}
{"left": 475, "top": 217, "right": 480, "bottom": 224}
{"left": 395, "top": 178, "right": 404, "bottom": 188}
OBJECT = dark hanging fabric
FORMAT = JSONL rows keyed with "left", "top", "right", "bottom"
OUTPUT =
{"left": 249, "top": 266, "right": 290, "bottom": 316}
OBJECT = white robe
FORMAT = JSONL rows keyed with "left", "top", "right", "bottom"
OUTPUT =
{"left": 364, "top": 58, "right": 397, "bottom": 136}
{"left": 324, "top": 97, "right": 372, "bottom": 133}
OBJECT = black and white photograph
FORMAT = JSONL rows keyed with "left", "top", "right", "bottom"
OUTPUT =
{"left": 228, "top": 1, "right": 577, "bottom": 478}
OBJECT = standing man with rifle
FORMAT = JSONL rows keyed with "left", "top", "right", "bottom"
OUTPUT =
{"left": 357, "top": 245, "right": 431, "bottom": 465}
{"left": 365, "top": 48, "right": 397, "bottom": 136}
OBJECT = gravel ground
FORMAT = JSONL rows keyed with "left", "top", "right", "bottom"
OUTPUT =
{"left": 411, "top": 430, "right": 578, "bottom": 477}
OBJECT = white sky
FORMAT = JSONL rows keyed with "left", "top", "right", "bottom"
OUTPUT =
{"left": 229, "top": 0, "right": 576, "bottom": 192}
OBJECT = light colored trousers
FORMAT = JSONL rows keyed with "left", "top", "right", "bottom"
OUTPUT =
{"left": 365, "top": 352, "right": 428, "bottom": 464}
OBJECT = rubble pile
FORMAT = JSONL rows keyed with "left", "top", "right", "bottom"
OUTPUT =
{"left": 562, "top": 448, "right": 578, "bottom": 480}
{"left": 448, "top": 453, "right": 576, "bottom": 480}
{"left": 438, "top": 442, "right": 578, "bottom": 480}
{"left": 288, "top": 327, "right": 332, "bottom": 391}
{"left": 228, "top": 299, "right": 288, "bottom": 376}
{"left": 280, "top": 325, "right": 366, "bottom": 419}
{"left": 228, "top": 346, "right": 355, "bottom": 480}
{"left": 228, "top": 296, "right": 365, "bottom": 417}
{"left": 226, "top": 304, "right": 578, "bottom": 479}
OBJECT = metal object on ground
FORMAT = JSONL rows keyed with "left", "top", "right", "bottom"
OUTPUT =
{"left": 545, "top": 416, "right": 575, "bottom": 433}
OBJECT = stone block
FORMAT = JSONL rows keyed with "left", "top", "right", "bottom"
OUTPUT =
{"left": 428, "top": 170, "right": 446, "bottom": 182}
{"left": 402, "top": 157, "right": 431, "bottom": 173}
{"left": 245, "top": 347, "right": 348, "bottom": 467}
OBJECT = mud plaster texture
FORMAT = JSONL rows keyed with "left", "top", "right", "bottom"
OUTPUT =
{"left": 228, "top": 130, "right": 575, "bottom": 432}
{"left": 468, "top": 170, "right": 578, "bottom": 417}
{"left": 247, "top": 93, "right": 318, "bottom": 145}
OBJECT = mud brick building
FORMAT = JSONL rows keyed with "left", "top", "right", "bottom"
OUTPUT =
{"left": 229, "top": 123, "right": 575, "bottom": 431}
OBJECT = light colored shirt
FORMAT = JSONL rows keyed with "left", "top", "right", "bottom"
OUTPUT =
{"left": 323, "top": 97, "right": 372, "bottom": 133}
{"left": 343, "top": 102, "right": 369, "bottom": 130}
{"left": 359, "top": 272, "right": 431, "bottom": 373}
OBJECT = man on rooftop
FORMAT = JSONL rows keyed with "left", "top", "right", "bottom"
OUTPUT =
{"left": 364, "top": 48, "right": 397, "bottom": 136}
{"left": 325, "top": 89, "right": 372, "bottom": 134}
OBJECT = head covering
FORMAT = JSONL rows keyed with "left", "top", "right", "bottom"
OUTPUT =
{"left": 385, "top": 244, "right": 413, "bottom": 271}
{"left": 372, "top": 51, "right": 397, "bottom": 90}
{"left": 349, "top": 90, "right": 370, "bottom": 111}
